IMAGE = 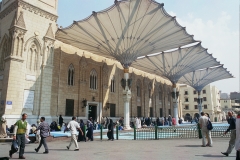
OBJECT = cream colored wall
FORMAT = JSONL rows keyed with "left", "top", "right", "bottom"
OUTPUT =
{"left": 0, "top": 0, "right": 58, "bottom": 124}
{"left": 180, "top": 84, "right": 221, "bottom": 121}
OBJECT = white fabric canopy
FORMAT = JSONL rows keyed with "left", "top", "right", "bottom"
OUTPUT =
{"left": 178, "top": 65, "right": 234, "bottom": 91}
{"left": 56, "top": 0, "right": 196, "bottom": 67}
{"left": 131, "top": 43, "right": 220, "bottom": 83}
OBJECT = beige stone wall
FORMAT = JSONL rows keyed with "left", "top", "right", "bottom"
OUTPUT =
{"left": 52, "top": 40, "right": 174, "bottom": 122}
{"left": 0, "top": 0, "right": 57, "bottom": 121}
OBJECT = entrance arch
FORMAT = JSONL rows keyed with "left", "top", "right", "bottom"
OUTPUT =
{"left": 184, "top": 113, "right": 191, "bottom": 122}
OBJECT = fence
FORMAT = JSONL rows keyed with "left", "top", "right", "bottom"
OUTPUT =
{"left": 134, "top": 124, "right": 230, "bottom": 140}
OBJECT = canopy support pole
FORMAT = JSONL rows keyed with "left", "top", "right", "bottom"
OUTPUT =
{"left": 123, "top": 68, "right": 131, "bottom": 130}
{"left": 172, "top": 83, "right": 179, "bottom": 125}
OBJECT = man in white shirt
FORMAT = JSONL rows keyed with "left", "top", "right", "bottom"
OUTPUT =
{"left": 199, "top": 112, "right": 212, "bottom": 147}
{"left": 66, "top": 117, "right": 83, "bottom": 151}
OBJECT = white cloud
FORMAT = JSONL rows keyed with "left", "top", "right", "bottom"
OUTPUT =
{"left": 173, "top": 12, "right": 239, "bottom": 93}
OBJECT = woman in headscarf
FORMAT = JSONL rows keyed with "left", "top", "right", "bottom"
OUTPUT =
{"left": 78, "top": 119, "right": 86, "bottom": 142}
{"left": 107, "top": 119, "right": 114, "bottom": 141}
{"left": 86, "top": 120, "right": 93, "bottom": 141}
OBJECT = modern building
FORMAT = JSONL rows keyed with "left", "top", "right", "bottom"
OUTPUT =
{"left": 179, "top": 84, "right": 222, "bottom": 122}
{"left": 0, "top": 0, "right": 176, "bottom": 125}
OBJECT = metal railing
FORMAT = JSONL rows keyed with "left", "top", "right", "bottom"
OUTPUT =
{"left": 134, "top": 124, "right": 230, "bottom": 140}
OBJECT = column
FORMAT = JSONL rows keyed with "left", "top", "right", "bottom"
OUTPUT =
{"left": 123, "top": 68, "right": 131, "bottom": 130}
{"left": 172, "top": 84, "right": 179, "bottom": 125}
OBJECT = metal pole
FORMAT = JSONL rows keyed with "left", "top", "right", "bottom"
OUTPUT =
{"left": 123, "top": 68, "right": 131, "bottom": 129}
{"left": 100, "top": 125, "right": 103, "bottom": 140}
{"left": 172, "top": 84, "right": 179, "bottom": 125}
{"left": 116, "top": 125, "right": 118, "bottom": 140}
{"left": 155, "top": 125, "right": 157, "bottom": 140}
{"left": 134, "top": 126, "right": 136, "bottom": 140}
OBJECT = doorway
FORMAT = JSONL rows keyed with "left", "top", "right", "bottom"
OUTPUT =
{"left": 88, "top": 105, "right": 97, "bottom": 122}
{"left": 65, "top": 99, "right": 74, "bottom": 116}
{"left": 137, "top": 106, "right": 141, "bottom": 117}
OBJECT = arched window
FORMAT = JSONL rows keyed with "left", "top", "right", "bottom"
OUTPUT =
{"left": 110, "top": 76, "right": 115, "bottom": 92}
{"left": 90, "top": 69, "right": 97, "bottom": 90}
{"left": 26, "top": 39, "right": 41, "bottom": 72}
{"left": 0, "top": 40, "right": 8, "bottom": 70}
{"left": 68, "top": 64, "right": 74, "bottom": 86}
{"left": 148, "top": 83, "right": 152, "bottom": 98}
{"left": 136, "top": 79, "right": 141, "bottom": 97}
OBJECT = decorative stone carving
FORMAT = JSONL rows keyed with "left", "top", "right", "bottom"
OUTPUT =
{"left": 102, "top": 63, "right": 108, "bottom": 88}
{"left": 0, "top": 0, "right": 58, "bottom": 22}
{"left": 80, "top": 56, "right": 87, "bottom": 82}
{"left": 43, "top": 23, "right": 55, "bottom": 65}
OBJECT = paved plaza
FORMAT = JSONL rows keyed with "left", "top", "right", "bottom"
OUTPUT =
{"left": 0, "top": 138, "right": 236, "bottom": 160}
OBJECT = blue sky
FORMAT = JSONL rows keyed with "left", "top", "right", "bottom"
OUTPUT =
{"left": 57, "top": 0, "right": 239, "bottom": 94}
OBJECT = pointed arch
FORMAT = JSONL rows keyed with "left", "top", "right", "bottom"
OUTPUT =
{"left": 68, "top": 64, "right": 74, "bottom": 86}
{"left": 90, "top": 69, "right": 97, "bottom": 90}
{"left": 26, "top": 41, "right": 40, "bottom": 71}
{"left": 24, "top": 36, "right": 42, "bottom": 55}
{"left": 0, "top": 34, "right": 9, "bottom": 70}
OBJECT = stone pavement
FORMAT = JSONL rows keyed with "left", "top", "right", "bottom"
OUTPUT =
{"left": 0, "top": 138, "right": 236, "bottom": 160}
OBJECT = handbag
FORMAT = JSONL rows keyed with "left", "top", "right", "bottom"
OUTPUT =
{"left": 11, "top": 140, "right": 18, "bottom": 153}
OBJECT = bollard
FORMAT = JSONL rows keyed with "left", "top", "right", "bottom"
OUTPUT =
{"left": 155, "top": 125, "right": 158, "bottom": 140}
{"left": 116, "top": 125, "right": 118, "bottom": 140}
{"left": 100, "top": 125, "right": 103, "bottom": 140}
{"left": 197, "top": 123, "right": 202, "bottom": 139}
{"left": 134, "top": 126, "right": 136, "bottom": 140}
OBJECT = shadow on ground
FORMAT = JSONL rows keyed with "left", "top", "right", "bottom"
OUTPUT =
{"left": 195, "top": 154, "right": 235, "bottom": 158}
{"left": 177, "top": 145, "right": 202, "bottom": 147}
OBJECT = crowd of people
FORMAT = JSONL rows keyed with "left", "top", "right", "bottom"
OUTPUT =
{"left": 2, "top": 111, "right": 240, "bottom": 159}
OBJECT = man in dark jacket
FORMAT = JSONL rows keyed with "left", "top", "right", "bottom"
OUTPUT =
{"left": 221, "top": 111, "right": 236, "bottom": 156}
{"left": 34, "top": 117, "right": 50, "bottom": 154}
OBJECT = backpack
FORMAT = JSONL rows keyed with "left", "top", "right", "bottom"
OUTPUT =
{"left": 207, "top": 119, "right": 213, "bottom": 130}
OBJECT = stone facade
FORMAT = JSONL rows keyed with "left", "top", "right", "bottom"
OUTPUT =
{"left": 0, "top": 0, "right": 175, "bottom": 125}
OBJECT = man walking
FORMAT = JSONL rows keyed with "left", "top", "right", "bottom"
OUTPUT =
{"left": 34, "top": 117, "right": 50, "bottom": 154}
{"left": 66, "top": 116, "right": 83, "bottom": 151}
{"left": 221, "top": 111, "right": 236, "bottom": 156}
{"left": 199, "top": 112, "right": 212, "bottom": 147}
{"left": 9, "top": 113, "right": 29, "bottom": 159}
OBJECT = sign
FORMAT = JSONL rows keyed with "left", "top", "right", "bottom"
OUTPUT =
{"left": 6, "top": 101, "right": 12, "bottom": 109}
{"left": 23, "top": 90, "right": 35, "bottom": 109}
{"left": 26, "top": 75, "right": 36, "bottom": 81}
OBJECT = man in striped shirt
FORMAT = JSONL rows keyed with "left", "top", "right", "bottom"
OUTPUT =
{"left": 34, "top": 117, "right": 50, "bottom": 154}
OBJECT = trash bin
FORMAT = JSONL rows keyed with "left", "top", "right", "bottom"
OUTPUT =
{"left": 214, "top": 117, "right": 217, "bottom": 122}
